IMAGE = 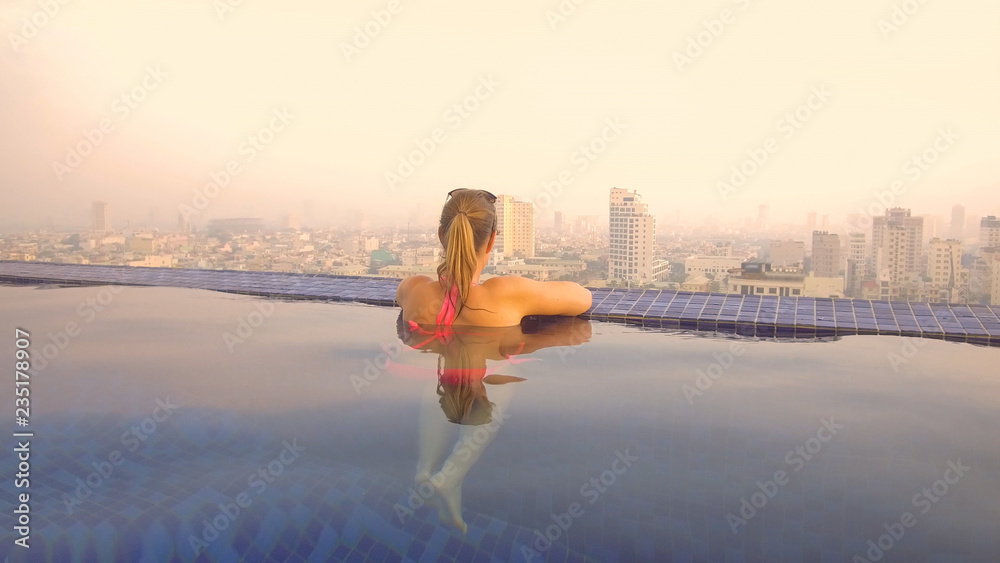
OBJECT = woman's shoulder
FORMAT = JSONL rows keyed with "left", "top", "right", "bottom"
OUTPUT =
{"left": 396, "top": 275, "right": 435, "bottom": 302}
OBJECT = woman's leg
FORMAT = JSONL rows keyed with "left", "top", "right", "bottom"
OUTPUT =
{"left": 416, "top": 383, "right": 453, "bottom": 483}
{"left": 430, "top": 386, "right": 514, "bottom": 533}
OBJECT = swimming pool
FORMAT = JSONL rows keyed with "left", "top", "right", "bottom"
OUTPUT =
{"left": 1, "top": 284, "right": 998, "bottom": 562}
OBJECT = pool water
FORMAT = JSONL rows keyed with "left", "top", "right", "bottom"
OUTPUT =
{"left": 1, "top": 284, "right": 998, "bottom": 562}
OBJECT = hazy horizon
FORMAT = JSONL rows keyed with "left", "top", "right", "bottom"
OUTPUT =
{"left": 2, "top": 0, "right": 998, "bottom": 233}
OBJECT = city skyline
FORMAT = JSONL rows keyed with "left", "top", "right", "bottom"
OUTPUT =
{"left": 4, "top": 194, "right": 998, "bottom": 304}
{"left": 9, "top": 196, "right": 998, "bottom": 242}
{"left": 1, "top": 1, "right": 999, "bottom": 232}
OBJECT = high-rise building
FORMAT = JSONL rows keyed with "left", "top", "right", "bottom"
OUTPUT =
{"left": 981, "top": 216, "right": 1000, "bottom": 248}
{"left": 927, "top": 238, "right": 968, "bottom": 303}
{"left": 993, "top": 255, "right": 1000, "bottom": 306}
{"left": 846, "top": 233, "right": 867, "bottom": 297}
{"left": 811, "top": 231, "right": 841, "bottom": 278}
{"left": 495, "top": 195, "right": 535, "bottom": 258}
{"left": 872, "top": 208, "right": 924, "bottom": 301}
{"left": 757, "top": 204, "right": 769, "bottom": 231}
{"left": 916, "top": 214, "right": 942, "bottom": 245}
{"left": 768, "top": 240, "right": 805, "bottom": 268}
{"left": 950, "top": 205, "right": 966, "bottom": 240}
{"left": 176, "top": 213, "right": 191, "bottom": 234}
{"left": 92, "top": 201, "right": 110, "bottom": 232}
{"left": 554, "top": 211, "right": 563, "bottom": 234}
{"left": 575, "top": 215, "right": 600, "bottom": 236}
{"left": 608, "top": 187, "right": 656, "bottom": 283}
{"left": 927, "top": 239, "right": 964, "bottom": 287}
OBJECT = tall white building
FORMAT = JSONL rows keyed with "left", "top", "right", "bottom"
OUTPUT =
{"left": 608, "top": 187, "right": 656, "bottom": 282}
{"left": 92, "top": 201, "right": 110, "bottom": 232}
{"left": 993, "top": 256, "right": 1000, "bottom": 306}
{"left": 927, "top": 238, "right": 968, "bottom": 302}
{"left": 811, "top": 231, "right": 841, "bottom": 278}
{"left": 495, "top": 195, "right": 535, "bottom": 258}
{"left": 846, "top": 233, "right": 867, "bottom": 297}
{"left": 981, "top": 216, "right": 1000, "bottom": 249}
{"left": 871, "top": 208, "right": 923, "bottom": 300}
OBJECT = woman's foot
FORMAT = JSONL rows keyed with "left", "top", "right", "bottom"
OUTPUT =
{"left": 430, "top": 471, "right": 467, "bottom": 534}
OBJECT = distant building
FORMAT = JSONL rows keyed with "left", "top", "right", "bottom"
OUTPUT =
{"left": 704, "top": 241, "right": 733, "bottom": 257}
{"left": 505, "top": 263, "right": 567, "bottom": 281}
{"left": 926, "top": 238, "right": 967, "bottom": 303}
{"left": 176, "top": 213, "right": 192, "bottom": 234}
{"left": 651, "top": 259, "right": 671, "bottom": 282}
{"left": 972, "top": 247, "right": 1000, "bottom": 305}
{"left": 128, "top": 255, "right": 174, "bottom": 268}
{"left": 727, "top": 262, "right": 844, "bottom": 298}
{"left": 757, "top": 204, "right": 769, "bottom": 231}
{"left": 400, "top": 247, "right": 440, "bottom": 267}
{"left": 811, "top": 231, "right": 841, "bottom": 278}
{"left": 845, "top": 233, "right": 867, "bottom": 297}
{"left": 949, "top": 205, "right": 966, "bottom": 240}
{"left": 684, "top": 255, "right": 744, "bottom": 277}
{"left": 207, "top": 218, "right": 265, "bottom": 234}
{"left": 351, "top": 235, "right": 380, "bottom": 254}
{"left": 575, "top": 215, "right": 600, "bottom": 235}
{"left": 768, "top": 240, "right": 805, "bottom": 268}
{"left": 92, "top": 201, "right": 110, "bottom": 232}
{"left": 860, "top": 271, "right": 892, "bottom": 301}
{"left": 495, "top": 195, "right": 535, "bottom": 258}
{"left": 608, "top": 187, "right": 656, "bottom": 283}
{"left": 554, "top": 211, "right": 563, "bottom": 233}
{"left": 993, "top": 257, "right": 1000, "bottom": 306}
{"left": 681, "top": 276, "right": 711, "bottom": 292}
{"left": 128, "top": 233, "right": 160, "bottom": 254}
{"left": 872, "top": 208, "right": 923, "bottom": 301}
{"left": 981, "top": 216, "right": 1000, "bottom": 248}
{"left": 524, "top": 257, "right": 587, "bottom": 272}
{"left": 332, "top": 264, "right": 371, "bottom": 276}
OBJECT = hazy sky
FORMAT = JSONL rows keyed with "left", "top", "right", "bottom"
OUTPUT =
{"left": 1, "top": 0, "right": 998, "bottom": 231}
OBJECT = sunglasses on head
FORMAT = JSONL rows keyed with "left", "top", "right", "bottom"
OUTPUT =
{"left": 446, "top": 188, "right": 497, "bottom": 203}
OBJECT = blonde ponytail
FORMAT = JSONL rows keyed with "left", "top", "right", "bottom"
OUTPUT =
{"left": 438, "top": 211, "right": 479, "bottom": 313}
{"left": 436, "top": 188, "right": 498, "bottom": 320}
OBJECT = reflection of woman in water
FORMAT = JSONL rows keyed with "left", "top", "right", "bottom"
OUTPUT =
{"left": 395, "top": 188, "right": 592, "bottom": 327}
{"left": 397, "top": 314, "right": 592, "bottom": 533}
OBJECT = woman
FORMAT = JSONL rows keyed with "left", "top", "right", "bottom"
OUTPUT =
{"left": 395, "top": 188, "right": 593, "bottom": 327}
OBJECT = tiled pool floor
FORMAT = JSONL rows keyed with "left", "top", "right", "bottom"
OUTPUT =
{"left": 1, "top": 284, "right": 998, "bottom": 562}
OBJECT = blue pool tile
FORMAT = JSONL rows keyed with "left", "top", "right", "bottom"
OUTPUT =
{"left": 3, "top": 261, "right": 999, "bottom": 346}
